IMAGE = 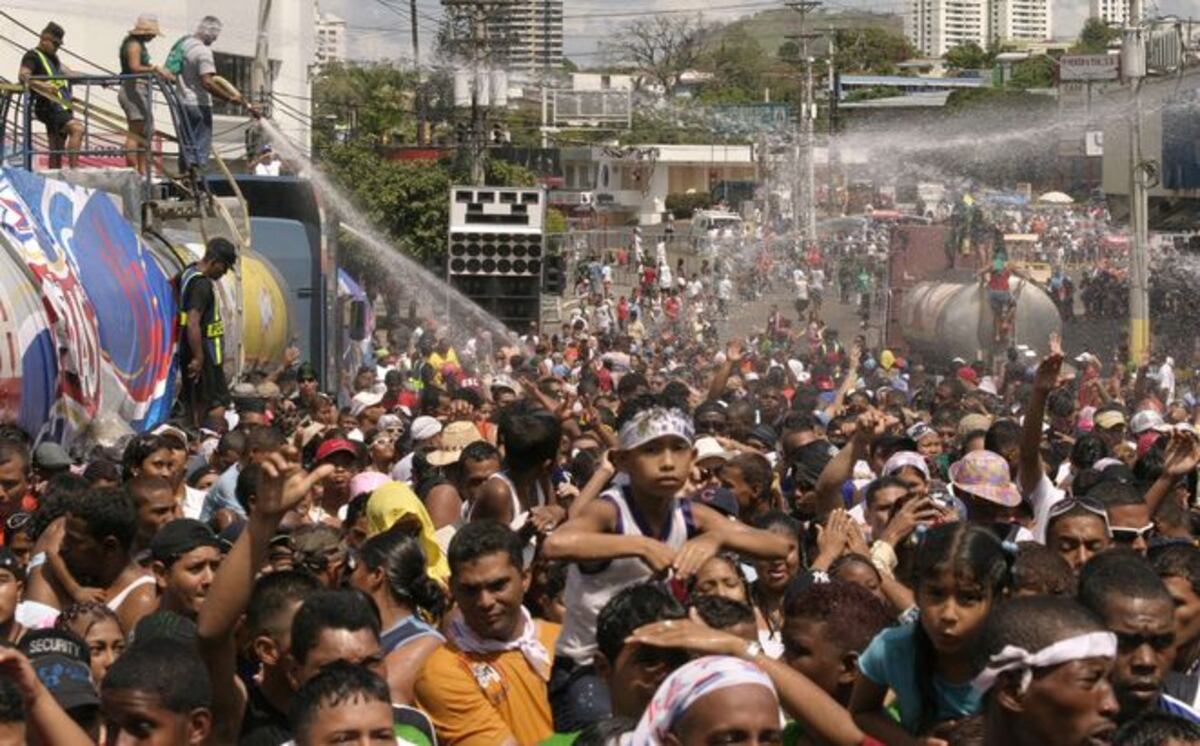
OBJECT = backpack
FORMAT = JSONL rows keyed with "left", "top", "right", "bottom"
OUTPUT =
{"left": 163, "top": 36, "right": 190, "bottom": 75}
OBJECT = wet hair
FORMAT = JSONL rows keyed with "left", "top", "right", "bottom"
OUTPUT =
{"left": 420, "top": 386, "right": 448, "bottom": 415}
{"left": 26, "top": 474, "right": 89, "bottom": 541}
{"left": 56, "top": 601, "right": 123, "bottom": 640}
{"left": 1088, "top": 481, "right": 1146, "bottom": 509}
{"left": 1012, "top": 542, "right": 1076, "bottom": 596}
{"left": 1078, "top": 550, "right": 1171, "bottom": 617}
{"left": 972, "top": 595, "right": 1106, "bottom": 692}
{"left": 752, "top": 510, "right": 800, "bottom": 540}
{"left": 911, "top": 522, "right": 1010, "bottom": 732}
{"left": 235, "top": 463, "right": 264, "bottom": 514}
{"left": 216, "top": 430, "right": 247, "bottom": 458}
{"left": 120, "top": 434, "right": 170, "bottom": 481}
{"left": 344, "top": 492, "right": 370, "bottom": 529}
{"left": 126, "top": 474, "right": 173, "bottom": 505}
{"left": 526, "top": 559, "right": 568, "bottom": 618}
{"left": 727, "top": 453, "right": 773, "bottom": 503}
{"left": 357, "top": 529, "right": 446, "bottom": 620}
{"left": 82, "top": 459, "right": 120, "bottom": 486}
{"left": 460, "top": 440, "right": 501, "bottom": 467}
{"left": 617, "top": 372, "right": 648, "bottom": 399}
{"left": 447, "top": 519, "right": 524, "bottom": 574}
{"left": 865, "top": 475, "right": 910, "bottom": 509}
{"left": 186, "top": 467, "right": 218, "bottom": 488}
{"left": 70, "top": 487, "right": 138, "bottom": 552}
{"left": 497, "top": 402, "right": 562, "bottom": 472}
{"left": 688, "top": 552, "right": 751, "bottom": 601}
{"left": 246, "top": 570, "right": 322, "bottom": 639}
{"left": 290, "top": 660, "right": 390, "bottom": 741}
{"left": 0, "top": 442, "right": 28, "bottom": 471}
{"left": 290, "top": 589, "right": 381, "bottom": 666}
{"left": 1070, "top": 434, "right": 1109, "bottom": 471}
{"left": 689, "top": 595, "right": 755, "bottom": 631}
{"left": 595, "top": 582, "right": 686, "bottom": 663}
{"left": 245, "top": 425, "right": 286, "bottom": 453}
{"left": 984, "top": 420, "right": 1022, "bottom": 456}
{"left": 1149, "top": 544, "right": 1200, "bottom": 598}
{"left": 103, "top": 638, "right": 211, "bottom": 713}
{"left": 830, "top": 553, "right": 884, "bottom": 587}
{"left": 1113, "top": 711, "right": 1200, "bottom": 746}
{"left": 1133, "top": 441, "right": 1167, "bottom": 485}
{"left": 782, "top": 580, "right": 893, "bottom": 656}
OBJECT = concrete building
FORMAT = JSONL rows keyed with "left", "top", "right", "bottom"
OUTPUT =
{"left": 315, "top": 5, "right": 347, "bottom": 68}
{"left": 991, "top": 0, "right": 1052, "bottom": 44}
{"left": 491, "top": 0, "right": 563, "bottom": 77}
{"left": 0, "top": 0, "right": 315, "bottom": 161}
{"left": 906, "top": 0, "right": 991, "bottom": 58}
{"left": 1091, "top": 0, "right": 1131, "bottom": 26}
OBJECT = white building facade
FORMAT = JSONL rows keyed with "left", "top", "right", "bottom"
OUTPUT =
{"left": 491, "top": 0, "right": 563, "bottom": 78}
{"left": 1091, "top": 0, "right": 1131, "bottom": 26}
{"left": 0, "top": 0, "right": 314, "bottom": 162}
{"left": 315, "top": 6, "right": 347, "bottom": 68}
{"left": 906, "top": 0, "right": 991, "bottom": 58}
{"left": 991, "top": 0, "right": 1052, "bottom": 44}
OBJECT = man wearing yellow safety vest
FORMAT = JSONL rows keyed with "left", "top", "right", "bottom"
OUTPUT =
{"left": 178, "top": 238, "right": 237, "bottom": 427}
{"left": 17, "top": 23, "right": 84, "bottom": 169}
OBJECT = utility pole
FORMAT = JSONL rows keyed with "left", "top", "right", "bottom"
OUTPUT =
{"left": 411, "top": 0, "right": 426, "bottom": 145}
{"left": 444, "top": 0, "right": 497, "bottom": 184}
{"left": 1124, "top": 0, "right": 1152, "bottom": 362}
{"left": 786, "top": 1, "right": 821, "bottom": 254}
{"left": 822, "top": 27, "right": 840, "bottom": 217}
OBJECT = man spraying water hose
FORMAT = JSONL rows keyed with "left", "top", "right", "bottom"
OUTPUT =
{"left": 172, "top": 16, "right": 261, "bottom": 173}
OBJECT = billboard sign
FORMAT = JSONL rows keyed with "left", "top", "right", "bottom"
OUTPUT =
{"left": 1059, "top": 55, "right": 1119, "bottom": 82}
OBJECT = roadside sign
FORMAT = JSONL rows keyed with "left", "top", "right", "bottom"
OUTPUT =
{"left": 1059, "top": 55, "right": 1119, "bottom": 82}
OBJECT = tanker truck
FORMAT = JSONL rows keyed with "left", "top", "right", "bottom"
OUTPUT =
{"left": 884, "top": 223, "right": 1062, "bottom": 361}
{"left": 897, "top": 279, "right": 1062, "bottom": 363}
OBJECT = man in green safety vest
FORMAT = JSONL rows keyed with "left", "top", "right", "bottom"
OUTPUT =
{"left": 18, "top": 23, "right": 84, "bottom": 169}
{"left": 177, "top": 238, "right": 237, "bottom": 427}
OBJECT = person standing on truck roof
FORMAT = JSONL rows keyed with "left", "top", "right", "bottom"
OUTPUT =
{"left": 18, "top": 23, "right": 84, "bottom": 170}
{"left": 173, "top": 16, "right": 260, "bottom": 173}
{"left": 177, "top": 238, "right": 237, "bottom": 427}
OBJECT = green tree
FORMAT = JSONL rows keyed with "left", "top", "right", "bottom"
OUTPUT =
{"left": 944, "top": 42, "right": 993, "bottom": 72}
{"left": 697, "top": 27, "right": 769, "bottom": 103}
{"left": 832, "top": 27, "right": 914, "bottom": 74}
{"left": 1007, "top": 55, "right": 1055, "bottom": 90}
{"left": 1074, "top": 17, "right": 1121, "bottom": 54}
{"left": 313, "top": 62, "right": 418, "bottom": 152}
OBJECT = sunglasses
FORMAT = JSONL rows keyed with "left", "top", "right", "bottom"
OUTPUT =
{"left": 1115, "top": 630, "right": 1175, "bottom": 652}
{"left": 1048, "top": 497, "right": 1111, "bottom": 533}
{"left": 5, "top": 513, "right": 31, "bottom": 532}
{"left": 1110, "top": 523, "right": 1155, "bottom": 545}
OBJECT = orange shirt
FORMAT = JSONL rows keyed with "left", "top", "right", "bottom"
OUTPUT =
{"left": 414, "top": 620, "right": 560, "bottom": 746}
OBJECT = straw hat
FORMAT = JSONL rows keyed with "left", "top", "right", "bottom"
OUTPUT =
{"left": 130, "top": 14, "right": 161, "bottom": 37}
{"left": 426, "top": 421, "right": 484, "bottom": 467}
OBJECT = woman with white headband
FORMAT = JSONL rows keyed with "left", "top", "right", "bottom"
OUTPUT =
{"left": 974, "top": 595, "right": 1119, "bottom": 746}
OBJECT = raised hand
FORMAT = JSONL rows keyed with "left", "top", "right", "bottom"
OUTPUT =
{"left": 253, "top": 452, "right": 334, "bottom": 519}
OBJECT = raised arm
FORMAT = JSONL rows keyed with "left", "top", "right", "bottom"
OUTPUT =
{"left": 814, "top": 410, "right": 880, "bottom": 517}
{"left": 707, "top": 340, "right": 743, "bottom": 401}
{"left": 197, "top": 454, "right": 331, "bottom": 745}
{"left": 1019, "top": 340, "right": 1062, "bottom": 496}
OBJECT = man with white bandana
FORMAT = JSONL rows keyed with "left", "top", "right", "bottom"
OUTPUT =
{"left": 973, "top": 595, "right": 1119, "bottom": 746}
{"left": 414, "top": 520, "right": 559, "bottom": 745}
{"left": 543, "top": 397, "right": 794, "bottom": 731}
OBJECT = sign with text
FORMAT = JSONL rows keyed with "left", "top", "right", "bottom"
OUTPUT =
{"left": 1059, "top": 55, "right": 1120, "bottom": 82}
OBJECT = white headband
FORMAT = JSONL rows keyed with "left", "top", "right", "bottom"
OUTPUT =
{"left": 973, "top": 631, "right": 1117, "bottom": 696}
{"left": 618, "top": 407, "right": 694, "bottom": 451}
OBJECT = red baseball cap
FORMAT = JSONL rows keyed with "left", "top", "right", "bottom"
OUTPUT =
{"left": 957, "top": 366, "right": 979, "bottom": 385}
{"left": 315, "top": 438, "right": 358, "bottom": 462}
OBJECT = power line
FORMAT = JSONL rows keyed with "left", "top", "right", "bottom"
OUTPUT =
{"left": 563, "top": 1, "right": 779, "bottom": 20}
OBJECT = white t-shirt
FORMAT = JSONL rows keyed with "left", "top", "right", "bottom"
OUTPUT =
{"left": 182, "top": 486, "right": 206, "bottom": 520}
{"left": 254, "top": 159, "right": 282, "bottom": 176}
{"left": 177, "top": 37, "right": 217, "bottom": 108}
{"left": 1026, "top": 472, "right": 1067, "bottom": 543}
{"left": 794, "top": 276, "right": 810, "bottom": 301}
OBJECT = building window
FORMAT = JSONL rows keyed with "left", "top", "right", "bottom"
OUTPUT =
{"left": 212, "top": 52, "right": 280, "bottom": 116}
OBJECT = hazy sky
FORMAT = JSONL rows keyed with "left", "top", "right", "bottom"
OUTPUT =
{"left": 324, "top": 0, "right": 1200, "bottom": 64}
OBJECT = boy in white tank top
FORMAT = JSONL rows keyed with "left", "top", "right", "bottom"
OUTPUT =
{"left": 541, "top": 402, "right": 794, "bottom": 732}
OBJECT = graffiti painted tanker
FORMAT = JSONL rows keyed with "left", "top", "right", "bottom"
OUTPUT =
{"left": 0, "top": 167, "right": 296, "bottom": 450}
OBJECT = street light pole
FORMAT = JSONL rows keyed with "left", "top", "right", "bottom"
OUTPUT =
{"left": 785, "top": 1, "right": 821, "bottom": 254}
{"left": 1124, "top": 0, "right": 1151, "bottom": 362}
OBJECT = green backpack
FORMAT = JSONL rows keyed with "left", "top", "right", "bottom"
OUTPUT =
{"left": 163, "top": 35, "right": 190, "bottom": 75}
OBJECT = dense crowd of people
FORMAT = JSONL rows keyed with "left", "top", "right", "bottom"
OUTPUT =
{"left": 2, "top": 221, "right": 1200, "bottom": 746}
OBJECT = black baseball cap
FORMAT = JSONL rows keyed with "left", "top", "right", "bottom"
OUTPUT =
{"left": 21, "top": 629, "right": 99, "bottom": 712}
{"left": 150, "top": 519, "right": 221, "bottom": 565}
{"left": 695, "top": 486, "right": 739, "bottom": 519}
{"left": 204, "top": 237, "right": 238, "bottom": 266}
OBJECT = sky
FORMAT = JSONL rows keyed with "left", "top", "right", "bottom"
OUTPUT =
{"left": 324, "top": 0, "right": 1200, "bottom": 65}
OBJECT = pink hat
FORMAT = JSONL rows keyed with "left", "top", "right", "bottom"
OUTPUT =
{"left": 949, "top": 450, "right": 1021, "bottom": 507}
{"left": 350, "top": 471, "right": 391, "bottom": 500}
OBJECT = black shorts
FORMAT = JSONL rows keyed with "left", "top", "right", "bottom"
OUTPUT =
{"left": 35, "top": 106, "right": 74, "bottom": 138}
{"left": 180, "top": 357, "right": 230, "bottom": 412}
